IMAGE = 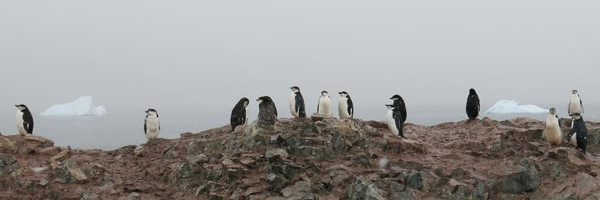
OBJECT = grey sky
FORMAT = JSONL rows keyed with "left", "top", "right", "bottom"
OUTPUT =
{"left": 1, "top": 1, "right": 598, "bottom": 119}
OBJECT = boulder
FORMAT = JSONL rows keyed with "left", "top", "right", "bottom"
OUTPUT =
{"left": 0, "top": 154, "right": 18, "bottom": 177}
{"left": 405, "top": 170, "right": 423, "bottom": 191}
{"left": 347, "top": 176, "right": 385, "bottom": 200}
{"left": 499, "top": 170, "right": 540, "bottom": 193}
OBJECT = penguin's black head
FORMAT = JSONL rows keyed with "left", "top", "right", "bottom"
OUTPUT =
{"left": 239, "top": 97, "right": 250, "bottom": 107}
{"left": 572, "top": 90, "right": 578, "bottom": 94}
{"left": 339, "top": 91, "right": 349, "bottom": 97}
{"left": 15, "top": 104, "right": 28, "bottom": 111}
{"left": 145, "top": 108, "right": 158, "bottom": 114}
{"left": 390, "top": 94, "right": 402, "bottom": 100}
{"left": 257, "top": 96, "right": 273, "bottom": 104}
{"left": 469, "top": 88, "right": 477, "bottom": 95}
{"left": 321, "top": 91, "right": 329, "bottom": 96}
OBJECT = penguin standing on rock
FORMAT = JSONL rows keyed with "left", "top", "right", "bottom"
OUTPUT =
{"left": 543, "top": 108, "right": 562, "bottom": 146}
{"left": 466, "top": 88, "right": 480, "bottom": 120}
{"left": 289, "top": 86, "right": 306, "bottom": 118}
{"left": 257, "top": 96, "right": 278, "bottom": 125}
{"left": 144, "top": 109, "right": 160, "bottom": 140}
{"left": 390, "top": 95, "right": 407, "bottom": 123}
{"left": 568, "top": 90, "right": 584, "bottom": 117}
{"left": 568, "top": 115, "right": 588, "bottom": 154}
{"left": 230, "top": 97, "right": 250, "bottom": 131}
{"left": 338, "top": 91, "right": 354, "bottom": 119}
{"left": 386, "top": 104, "right": 404, "bottom": 138}
{"left": 317, "top": 91, "right": 333, "bottom": 117}
{"left": 15, "top": 104, "right": 34, "bottom": 136}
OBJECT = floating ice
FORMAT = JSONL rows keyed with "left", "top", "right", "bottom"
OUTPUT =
{"left": 41, "top": 96, "right": 107, "bottom": 116}
{"left": 485, "top": 100, "right": 547, "bottom": 114}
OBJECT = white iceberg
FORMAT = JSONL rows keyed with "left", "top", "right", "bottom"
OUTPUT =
{"left": 41, "top": 96, "right": 107, "bottom": 116}
{"left": 485, "top": 100, "right": 547, "bottom": 114}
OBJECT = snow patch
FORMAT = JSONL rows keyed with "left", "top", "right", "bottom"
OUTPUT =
{"left": 41, "top": 96, "right": 107, "bottom": 116}
{"left": 485, "top": 100, "right": 547, "bottom": 114}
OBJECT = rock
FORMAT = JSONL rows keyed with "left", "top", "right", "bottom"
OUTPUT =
{"left": 0, "top": 135, "right": 14, "bottom": 149}
{"left": 265, "top": 148, "right": 289, "bottom": 160}
{"left": 267, "top": 173, "right": 287, "bottom": 191}
{"left": 471, "top": 181, "right": 486, "bottom": 200}
{"left": 405, "top": 170, "right": 423, "bottom": 191}
{"left": 39, "top": 146, "right": 62, "bottom": 156}
{"left": 347, "top": 176, "right": 385, "bottom": 200}
{"left": 51, "top": 146, "right": 71, "bottom": 162}
{"left": 48, "top": 158, "right": 88, "bottom": 183}
{"left": 281, "top": 181, "right": 311, "bottom": 198}
{"left": 133, "top": 145, "right": 144, "bottom": 156}
{"left": 499, "top": 170, "right": 540, "bottom": 193}
{"left": 389, "top": 182, "right": 413, "bottom": 200}
{"left": 24, "top": 135, "right": 54, "bottom": 148}
{"left": 0, "top": 154, "right": 19, "bottom": 177}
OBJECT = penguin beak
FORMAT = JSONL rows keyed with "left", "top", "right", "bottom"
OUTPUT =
{"left": 14, "top": 105, "right": 18, "bottom": 107}
{"left": 338, "top": 92, "right": 342, "bottom": 94}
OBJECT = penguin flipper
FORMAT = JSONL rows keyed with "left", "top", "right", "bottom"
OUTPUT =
{"left": 393, "top": 109, "right": 404, "bottom": 138}
{"left": 347, "top": 97, "right": 354, "bottom": 117}
{"left": 24, "top": 112, "right": 34, "bottom": 134}
{"left": 295, "top": 94, "right": 305, "bottom": 117}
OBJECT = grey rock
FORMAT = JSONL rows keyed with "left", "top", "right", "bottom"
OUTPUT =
{"left": 389, "top": 182, "right": 413, "bottom": 200}
{"left": 0, "top": 154, "right": 19, "bottom": 176}
{"left": 472, "top": 181, "right": 486, "bottom": 200}
{"left": 405, "top": 170, "right": 423, "bottom": 190}
{"left": 499, "top": 170, "right": 540, "bottom": 193}
{"left": 265, "top": 148, "right": 289, "bottom": 160}
{"left": 347, "top": 176, "right": 385, "bottom": 200}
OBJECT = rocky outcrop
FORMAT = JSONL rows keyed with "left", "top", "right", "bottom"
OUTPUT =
{"left": 1, "top": 117, "right": 600, "bottom": 199}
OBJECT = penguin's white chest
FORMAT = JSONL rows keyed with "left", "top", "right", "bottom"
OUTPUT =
{"left": 289, "top": 92, "right": 298, "bottom": 117}
{"left": 318, "top": 97, "right": 332, "bottom": 117}
{"left": 338, "top": 97, "right": 350, "bottom": 119}
{"left": 569, "top": 95, "right": 582, "bottom": 114}
{"left": 544, "top": 116, "right": 562, "bottom": 145}
{"left": 15, "top": 111, "right": 25, "bottom": 135}
{"left": 570, "top": 132, "right": 578, "bottom": 146}
{"left": 386, "top": 110, "right": 399, "bottom": 136}
{"left": 145, "top": 116, "right": 160, "bottom": 140}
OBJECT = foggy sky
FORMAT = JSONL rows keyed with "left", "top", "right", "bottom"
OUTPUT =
{"left": 1, "top": 0, "right": 598, "bottom": 119}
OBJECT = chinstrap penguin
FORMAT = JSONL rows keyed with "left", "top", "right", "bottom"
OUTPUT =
{"left": 466, "top": 88, "right": 480, "bottom": 120}
{"left": 568, "top": 90, "right": 584, "bottom": 117}
{"left": 317, "top": 91, "right": 333, "bottom": 117}
{"left": 390, "top": 94, "right": 407, "bottom": 123}
{"left": 386, "top": 104, "right": 405, "bottom": 138}
{"left": 230, "top": 97, "right": 250, "bottom": 131}
{"left": 338, "top": 91, "right": 354, "bottom": 119}
{"left": 257, "top": 96, "right": 278, "bottom": 126}
{"left": 289, "top": 86, "right": 306, "bottom": 118}
{"left": 543, "top": 108, "right": 562, "bottom": 145}
{"left": 144, "top": 109, "right": 160, "bottom": 140}
{"left": 15, "top": 104, "right": 34, "bottom": 136}
{"left": 568, "top": 115, "right": 588, "bottom": 154}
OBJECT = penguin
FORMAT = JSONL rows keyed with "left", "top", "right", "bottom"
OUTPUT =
{"left": 568, "top": 90, "right": 584, "bottom": 117}
{"left": 466, "top": 88, "right": 480, "bottom": 120}
{"left": 386, "top": 104, "right": 404, "bottom": 138}
{"left": 289, "top": 86, "right": 306, "bottom": 118}
{"left": 257, "top": 96, "right": 278, "bottom": 125}
{"left": 390, "top": 94, "right": 407, "bottom": 123}
{"left": 543, "top": 108, "right": 562, "bottom": 146}
{"left": 567, "top": 115, "right": 588, "bottom": 154}
{"left": 317, "top": 91, "right": 333, "bottom": 117}
{"left": 230, "top": 97, "right": 250, "bottom": 131}
{"left": 338, "top": 91, "right": 354, "bottom": 119}
{"left": 144, "top": 109, "right": 160, "bottom": 140}
{"left": 15, "top": 104, "right": 34, "bottom": 136}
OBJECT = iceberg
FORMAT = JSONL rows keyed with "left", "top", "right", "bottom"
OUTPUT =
{"left": 41, "top": 96, "right": 107, "bottom": 116}
{"left": 485, "top": 100, "right": 547, "bottom": 114}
